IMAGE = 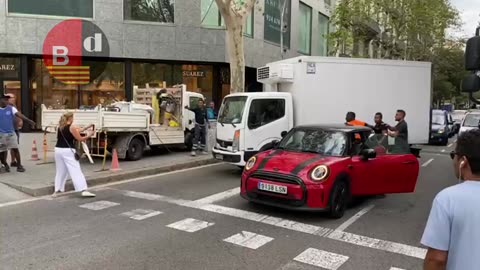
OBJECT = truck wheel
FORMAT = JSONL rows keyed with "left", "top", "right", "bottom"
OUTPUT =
{"left": 184, "top": 132, "right": 193, "bottom": 151}
{"left": 126, "top": 138, "right": 144, "bottom": 161}
{"left": 441, "top": 138, "right": 449, "bottom": 146}
{"left": 328, "top": 180, "right": 349, "bottom": 219}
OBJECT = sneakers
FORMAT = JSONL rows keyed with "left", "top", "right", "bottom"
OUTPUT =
{"left": 51, "top": 191, "right": 61, "bottom": 198}
{"left": 191, "top": 151, "right": 196, "bottom": 156}
{"left": 10, "top": 161, "right": 17, "bottom": 167}
{"left": 3, "top": 164, "right": 10, "bottom": 172}
{"left": 17, "top": 166, "right": 25, "bottom": 172}
{"left": 81, "top": 191, "right": 96, "bottom": 197}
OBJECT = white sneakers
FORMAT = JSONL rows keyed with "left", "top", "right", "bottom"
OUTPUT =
{"left": 51, "top": 190, "right": 96, "bottom": 198}
{"left": 191, "top": 150, "right": 208, "bottom": 156}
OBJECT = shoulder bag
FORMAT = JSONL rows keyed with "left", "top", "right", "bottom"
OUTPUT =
{"left": 59, "top": 127, "right": 81, "bottom": 161}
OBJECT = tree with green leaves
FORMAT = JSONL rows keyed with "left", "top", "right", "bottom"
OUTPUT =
{"left": 215, "top": 0, "right": 257, "bottom": 93}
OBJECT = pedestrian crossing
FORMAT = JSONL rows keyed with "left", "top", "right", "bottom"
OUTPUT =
{"left": 74, "top": 195, "right": 410, "bottom": 270}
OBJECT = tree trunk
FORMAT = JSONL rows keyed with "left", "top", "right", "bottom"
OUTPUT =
{"left": 226, "top": 21, "right": 245, "bottom": 93}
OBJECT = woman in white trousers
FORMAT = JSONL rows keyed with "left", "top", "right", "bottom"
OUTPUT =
{"left": 52, "top": 112, "right": 95, "bottom": 197}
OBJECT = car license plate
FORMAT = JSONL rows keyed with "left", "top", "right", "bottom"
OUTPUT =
{"left": 215, "top": 154, "right": 223, "bottom": 160}
{"left": 258, "top": 182, "right": 287, "bottom": 194}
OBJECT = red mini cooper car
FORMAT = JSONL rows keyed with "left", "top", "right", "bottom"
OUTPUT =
{"left": 240, "top": 124, "right": 420, "bottom": 218}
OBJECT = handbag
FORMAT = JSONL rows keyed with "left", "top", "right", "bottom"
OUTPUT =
{"left": 59, "top": 127, "right": 81, "bottom": 161}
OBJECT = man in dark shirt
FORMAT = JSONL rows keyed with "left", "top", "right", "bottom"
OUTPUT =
{"left": 185, "top": 99, "right": 210, "bottom": 156}
{"left": 387, "top": 109, "right": 409, "bottom": 153}
{"left": 372, "top": 112, "right": 389, "bottom": 134}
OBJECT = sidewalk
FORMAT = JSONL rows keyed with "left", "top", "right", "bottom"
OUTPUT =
{"left": 0, "top": 132, "right": 219, "bottom": 197}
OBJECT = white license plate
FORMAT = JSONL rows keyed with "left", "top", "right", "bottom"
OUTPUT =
{"left": 258, "top": 182, "right": 287, "bottom": 194}
{"left": 215, "top": 154, "right": 223, "bottom": 160}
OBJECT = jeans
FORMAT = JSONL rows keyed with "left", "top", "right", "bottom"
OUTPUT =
{"left": 193, "top": 124, "right": 207, "bottom": 151}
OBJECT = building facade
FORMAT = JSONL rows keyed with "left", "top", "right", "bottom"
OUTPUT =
{"left": 0, "top": 0, "right": 332, "bottom": 129}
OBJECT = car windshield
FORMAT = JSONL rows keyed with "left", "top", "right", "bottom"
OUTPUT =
{"left": 218, "top": 96, "right": 247, "bottom": 124}
{"left": 432, "top": 113, "right": 445, "bottom": 125}
{"left": 452, "top": 111, "right": 466, "bottom": 121}
{"left": 278, "top": 129, "right": 347, "bottom": 156}
{"left": 463, "top": 114, "right": 480, "bottom": 127}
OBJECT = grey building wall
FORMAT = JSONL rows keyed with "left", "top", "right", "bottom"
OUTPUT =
{"left": 0, "top": 0, "right": 332, "bottom": 68}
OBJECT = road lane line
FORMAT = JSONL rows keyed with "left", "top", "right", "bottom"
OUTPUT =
{"left": 121, "top": 190, "right": 190, "bottom": 205}
{"left": 189, "top": 187, "right": 240, "bottom": 206}
{"left": 421, "top": 158, "right": 434, "bottom": 167}
{"left": 78, "top": 200, "right": 120, "bottom": 211}
{"left": 293, "top": 248, "right": 349, "bottom": 270}
{"left": 334, "top": 204, "right": 375, "bottom": 232}
{"left": 447, "top": 143, "right": 453, "bottom": 148}
{"left": 390, "top": 267, "right": 406, "bottom": 270}
{"left": 441, "top": 149, "right": 446, "bottom": 152}
{"left": 166, "top": 218, "right": 214, "bottom": 232}
{"left": 223, "top": 231, "right": 274, "bottom": 249}
{"left": 326, "top": 230, "right": 426, "bottom": 259}
{"left": 0, "top": 163, "right": 222, "bottom": 209}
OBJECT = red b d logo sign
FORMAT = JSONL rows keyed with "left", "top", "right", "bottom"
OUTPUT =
{"left": 42, "top": 19, "right": 110, "bottom": 86}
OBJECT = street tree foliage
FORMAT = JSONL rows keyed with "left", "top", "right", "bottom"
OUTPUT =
{"left": 329, "top": 0, "right": 460, "bottom": 60}
{"left": 215, "top": 0, "right": 258, "bottom": 93}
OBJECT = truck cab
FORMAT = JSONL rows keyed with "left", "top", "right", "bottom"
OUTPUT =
{"left": 212, "top": 92, "right": 293, "bottom": 166}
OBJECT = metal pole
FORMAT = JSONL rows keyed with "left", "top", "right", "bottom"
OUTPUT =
{"left": 279, "top": 0, "right": 287, "bottom": 59}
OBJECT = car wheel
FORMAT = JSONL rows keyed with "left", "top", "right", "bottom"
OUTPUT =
{"left": 328, "top": 180, "right": 349, "bottom": 219}
{"left": 126, "top": 138, "right": 145, "bottom": 161}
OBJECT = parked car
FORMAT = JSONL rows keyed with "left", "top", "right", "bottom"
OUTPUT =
{"left": 447, "top": 113, "right": 456, "bottom": 137}
{"left": 451, "top": 110, "right": 467, "bottom": 134}
{"left": 459, "top": 111, "right": 480, "bottom": 136}
{"left": 429, "top": 109, "right": 453, "bottom": 146}
{"left": 240, "top": 125, "right": 420, "bottom": 219}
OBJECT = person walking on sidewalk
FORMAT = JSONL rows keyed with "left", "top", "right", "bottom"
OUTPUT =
{"left": 0, "top": 94, "right": 35, "bottom": 173}
{"left": 421, "top": 129, "right": 480, "bottom": 270}
{"left": 52, "top": 112, "right": 95, "bottom": 198}
{"left": 5, "top": 93, "right": 23, "bottom": 167}
{"left": 185, "top": 99, "right": 210, "bottom": 156}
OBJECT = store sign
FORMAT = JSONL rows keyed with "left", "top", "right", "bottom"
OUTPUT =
{"left": 0, "top": 65, "right": 16, "bottom": 71}
{"left": 264, "top": 0, "right": 291, "bottom": 48}
{"left": 42, "top": 19, "right": 110, "bottom": 86}
{"left": 182, "top": 71, "right": 206, "bottom": 77}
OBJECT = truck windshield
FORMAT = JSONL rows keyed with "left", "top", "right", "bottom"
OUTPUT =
{"left": 463, "top": 114, "right": 480, "bottom": 127}
{"left": 218, "top": 96, "right": 247, "bottom": 125}
{"left": 278, "top": 129, "right": 347, "bottom": 156}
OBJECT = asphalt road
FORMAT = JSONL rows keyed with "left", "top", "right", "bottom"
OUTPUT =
{"left": 0, "top": 142, "right": 457, "bottom": 270}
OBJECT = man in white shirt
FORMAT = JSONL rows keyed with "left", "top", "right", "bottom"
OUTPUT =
{"left": 421, "top": 129, "right": 480, "bottom": 270}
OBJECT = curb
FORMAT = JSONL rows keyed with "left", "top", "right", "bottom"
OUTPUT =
{"left": 4, "top": 158, "right": 221, "bottom": 197}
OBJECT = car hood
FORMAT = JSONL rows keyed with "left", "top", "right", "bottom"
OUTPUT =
{"left": 431, "top": 124, "right": 446, "bottom": 131}
{"left": 254, "top": 149, "right": 341, "bottom": 175}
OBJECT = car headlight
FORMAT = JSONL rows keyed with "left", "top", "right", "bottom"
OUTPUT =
{"left": 438, "top": 129, "right": 444, "bottom": 134}
{"left": 245, "top": 156, "right": 257, "bottom": 170}
{"left": 310, "top": 165, "right": 329, "bottom": 181}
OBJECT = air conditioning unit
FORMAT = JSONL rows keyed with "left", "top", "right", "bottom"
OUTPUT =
{"left": 257, "top": 64, "right": 294, "bottom": 84}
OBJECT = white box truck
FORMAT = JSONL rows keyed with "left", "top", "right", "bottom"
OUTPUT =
{"left": 212, "top": 56, "right": 432, "bottom": 166}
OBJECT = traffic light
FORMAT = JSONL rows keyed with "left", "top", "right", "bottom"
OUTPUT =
{"left": 462, "top": 27, "right": 480, "bottom": 102}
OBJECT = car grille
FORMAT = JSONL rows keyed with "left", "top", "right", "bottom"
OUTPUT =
{"left": 246, "top": 192, "right": 304, "bottom": 207}
{"left": 250, "top": 170, "right": 302, "bottom": 185}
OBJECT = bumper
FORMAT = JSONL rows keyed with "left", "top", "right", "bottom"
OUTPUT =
{"left": 241, "top": 171, "right": 329, "bottom": 212}
{"left": 212, "top": 147, "right": 245, "bottom": 166}
{"left": 429, "top": 133, "right": 448, "bottom": 143}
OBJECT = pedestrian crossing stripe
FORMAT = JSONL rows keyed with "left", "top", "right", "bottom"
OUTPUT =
{"left": 78, "top": 200, "right": 120, "bottom": 211}
{"left": 293, "top": 248, "right": 349, "bottom": 270}
{"left": 166, "top": 218, "right": 214, "bottom": 233}
{"left": 223, "top": 231, "right": 274, "bottom": 250}
{"left": 121, "top": 209, "right": 163, "bottom": 220}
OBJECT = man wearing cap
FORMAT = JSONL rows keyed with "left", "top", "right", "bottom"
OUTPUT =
{"left": 0, "top": 93, "right": 35, "bottom": 172}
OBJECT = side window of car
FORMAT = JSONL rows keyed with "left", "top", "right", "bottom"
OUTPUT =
{"left": 247, "top": 99, "right": 286, "bottom": 129}
{"left": 364, "top": 132, "right": 411, "bottom": 155}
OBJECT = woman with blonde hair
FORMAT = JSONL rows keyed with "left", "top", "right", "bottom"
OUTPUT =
{"left": 52, "top": 112, "right": 95, "bottom": 197}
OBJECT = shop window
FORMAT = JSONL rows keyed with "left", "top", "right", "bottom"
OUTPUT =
{"left": 8, "top": 0, "right": 93, "bottom": 18}
{"left": 201, "top": 0, "right": 254, "bottom": 37}
{"left": 176, "top": 64, "right": 214, "bottom": 103}
{"left": 318, "top": 12, "right": 329, "bottom": 56}
{"left": 298, "top": 2, "right": 312, "bottom": 55}
{"left": 247, "top": 99, "right": 285, "bottom": 129}
{"left": 80, "top": 62, "right": 125, "bottom": 108}
{"left": 264, "top": 0, "right": 291, "bottom": 48}
{"left": 132, "top": 63, "right": 174, "bottom": 106}
{"left": 124, "top": 0, "right": 175, "bottom": 23}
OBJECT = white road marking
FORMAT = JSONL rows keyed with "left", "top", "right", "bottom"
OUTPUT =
{"left": 390, "top": 267, "right": 406, "bottom": 270}
{"left": 334, "top": 204, "right": 375, "bottom": 232}
{"left": 327, "top": 230, "right": 427, "bottom": 259}
{"left": 188, "top": 187, "right": 240, "bottom": 206}
{"left": 447, "top": 143, "right": 453, "bottom": 148}
{"left": 166, "top": 218, "right": 214, "bottom": 233}
{"left": 121, "top": 209, "right": 162, "bottom": 220}
{"left": 78, "top": 200, "right": 120, "bottom": 211}
{"left": 441, "top": 149, "right": 446, "bottom": 153}
{"left": 118, "top": 188, "right": 427, "bottom": 259}
{"left": 121, "top": 190, "right": 190, "bottom": 205}
{"left": 0, "top": 163, "right": 221, "bottom": 209}
{"left": 223, "top": 231, "right": 274, "bottom": 249}
{"left": 293, "top": 248, "right": 349, "bottom": 270}
{"left": 421, "top": 158, "right": 434, "bottom": 167}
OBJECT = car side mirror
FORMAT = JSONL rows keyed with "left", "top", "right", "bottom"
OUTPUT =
{"left": 360, "top": 149, "right": 376, "bottom": 160}
{"left": 281, "top": 131, "right": 287, "bottom": 138}
{"left": 272, "top": 140, "right": 280, "bottom": 148}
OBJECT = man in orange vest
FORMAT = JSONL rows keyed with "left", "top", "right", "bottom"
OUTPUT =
{"left": 345, "top": 112, "right": 368, "bottom": 127}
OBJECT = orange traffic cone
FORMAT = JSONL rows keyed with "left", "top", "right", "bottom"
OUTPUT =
{"left": 30, "top": 139, "right": 40, "bottom": 161}
{"left": 110, "top": 148, "right": 121, "bottom": 172}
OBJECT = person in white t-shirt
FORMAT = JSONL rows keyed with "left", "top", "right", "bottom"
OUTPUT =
{"left": 421, "top": 129, "right": 480, "bottom": 270}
